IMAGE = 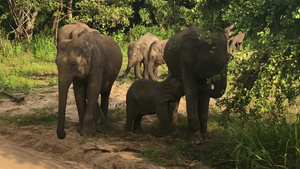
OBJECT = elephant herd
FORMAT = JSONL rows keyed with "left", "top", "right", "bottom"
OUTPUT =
{"left": 122, "top": 33, "right": 168, "bottom": 81}
{"left": 55, "top": 22, "right": 238, "bottom": 144}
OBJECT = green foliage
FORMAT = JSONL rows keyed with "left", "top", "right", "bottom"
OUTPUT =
{"left": 230, "top": 117, "right": 300, "bottom": 169}
{"left": 0, "top": 38, "right": 24, "bottom": 61}
{"left": 139, "top": 148, "right": 167, "bottom": 164}
{"left": 204, "top": 0, "right": 300, "bottom": 122}
{"left": 0, "top": 37, "right": 57, "bottom": 93}
{"left": 129, "top": 25, "right": 177, "bottom": 42}
{"left": 31, "top": 35, "right": 56, "bottom": 61}
{"left": 70, "top": 1, "right": 134, "bottom": 32}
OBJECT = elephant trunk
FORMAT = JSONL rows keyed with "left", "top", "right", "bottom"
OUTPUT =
{"left": 57, "top": 74, "right": 72, "bottom": 139}
{"left": 199, "top": 74, "right": 227, "bottom": 99}
{"left": 122, "top": 67, "right": 131, "bottom": 78}
{"left": 122, "top": 59, "right": 134, "bottom": 78}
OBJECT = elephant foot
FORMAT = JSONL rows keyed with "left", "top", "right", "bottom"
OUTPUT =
{"left": 57, "top": 129, "right": 66, "bottom": 139}
{"left": 201, "top": 131, "right": 211, "bottom": 142}
{"left": 187, "top": 131, "right": 204, "bottom": 145}
{"left": 96, "top": 117, "right": 107, "bottom": 124}
{"left": 133, "top": 127, "right": 144, "bottom": 133}
{"left": 80, "top": 127, "right": 96, "bottom": 137}
{"left": 77, "top": 127, "right": 82, "bottom": 133}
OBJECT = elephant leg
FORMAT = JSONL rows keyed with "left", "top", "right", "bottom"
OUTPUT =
{"left": 133, "top": 114, "right": 143, "bottom": 132}
{"left": 81, "top": 83, "right": 101, "bottom": 137}
{"left": 125, "top": 116, "right": 134, "bottom": 132}
{"left": 157, "top": 103, "right": 172, "bottom": 132}
{"left": 134, "top": 62, "right": 143, "bottom": 79}
{"left": 169, "top": 99, "right": 180, "bottom": 125}
{"left": 100, "top": 89, "right": 111, "bottom": 121}
{"left": 198, "top": 92, "right": 210, "bottom": 141}
{"left": 181, "top": 63, "right": 202, "bottom": 144}
{"left": 73, "top": 80, "right": 87, "bottom": 133}
{"left": 125, "top": 105, "right": 136, "bottom": 131}
{"left": 96, "top": 102, "right": 105, "bottom": 124}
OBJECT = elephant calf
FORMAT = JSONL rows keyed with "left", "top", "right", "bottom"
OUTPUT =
{"left": 125, "top": 78, "right": 184, "bottom": 132}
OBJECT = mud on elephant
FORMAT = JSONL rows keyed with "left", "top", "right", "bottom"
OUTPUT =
{"left": 146, "top": 39, "right": 168, "bottom": 81}
{"left": 125, "top": 78, "right": 184, "bottom": 132}
{"left": 164, "top": 25, "right": 228, "bottom": 144}
{"left": 122, "top": 33, "right": 159, "bottom": 79}
{"left": 56, "top": 24, "right": 122, "bottom": 139}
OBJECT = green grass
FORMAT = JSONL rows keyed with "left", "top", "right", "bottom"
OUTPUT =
{"left": 0, "top": 37, "right": 58, "bottom": 93}
{"left": 0, "top": 106, "right": 57, "bottom": 127}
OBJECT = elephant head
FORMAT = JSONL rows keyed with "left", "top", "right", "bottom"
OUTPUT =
{"left": 123, "top": 42, "right": 149, "bottom": 79}
{"left": 147, "top": 39, "right": 168, "bottom": 81}
{"left": 122, "top": 33, "right": 159, "bottom": 79}
{"left": 160, "top": 78, "right": 184, "bottom": 103}
{"left": 55, "top": 39, "right": 92, "bottom": 139}
{"left": 183, "top": 32, "right": 228, "bottom": 98}
{"left": 56, "top": 22, "right": 92, "bottom": 45}
{"left": 166, "top": 25, "right": 228, "bottom": 99}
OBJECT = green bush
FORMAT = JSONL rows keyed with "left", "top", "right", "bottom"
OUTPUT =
{"left": 0, "top": 38, "right": 25, "bottom": 61}
{"left": 230, "top": 117, "right": 300, "bottom": 169}
{"left": 31, "top": 35, "right": 56, "bottom": 62}
{"left": 128, "top": 25, "right": 178, "bottom": 42}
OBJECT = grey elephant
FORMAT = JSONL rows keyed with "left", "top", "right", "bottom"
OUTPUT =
{"left": 146, "top": 39, "right": 168, "bottom": 81}
{"left": 125, "top": 78, "right": 184, "bottom": 132}
{"left": 164, "top": 25, "right": 228, "bottom": 144}
{"left": 228, "top": 31, "right": 245, "bottom": 53}
{"left": 224, "top": 24, "right": 234, "bottom": 39}
{"left": 122, "top": 33, "right": 159, "bottom": 79}
{"left": 56, "top": 22, "right": 96, "bottom": 44}
{"left": 56, "top": 26, "right": 122, "bottom": 139}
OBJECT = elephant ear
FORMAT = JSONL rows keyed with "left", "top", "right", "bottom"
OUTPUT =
{"left": 160, "top": 79, "right": 176, "bottom": 103}
{"left": 83, "top": 41, "right": 92, "bottom": 68}
{"left": 71, "top": 26, "right": 87, "bottom": 39}
{"left": 179, "top": 39, "right": 198, "bottom": 68}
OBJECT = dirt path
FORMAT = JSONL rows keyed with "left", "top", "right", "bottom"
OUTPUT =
{"left": 0, "top": 82, "right": 211, "bottom": 169}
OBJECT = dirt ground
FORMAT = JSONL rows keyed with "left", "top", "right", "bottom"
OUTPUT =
{"left": 0, "top": 81, "right": 214, "bottom": 169}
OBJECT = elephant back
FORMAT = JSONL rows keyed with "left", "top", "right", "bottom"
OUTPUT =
{"left": 136, "top": 33, "right": 159, "bottom": 46}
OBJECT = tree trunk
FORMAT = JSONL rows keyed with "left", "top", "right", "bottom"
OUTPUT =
{"left": 7, "top": 0, "right": 38, "bottom": 43}
{"left": 67, "top": 0, "right": 73, "bottom": 18}
{"left": 25, "top": 10, "right": 38, "bottom": 43}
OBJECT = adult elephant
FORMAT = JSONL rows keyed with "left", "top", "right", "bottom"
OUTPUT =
{"left": 146, "top": 39, "right": 168, "bottom": 81}
{"left": 56, "top": 28, "right": 122, "bottom": 139}
{"left": 164, "top": 25, "right": 228, "bottom": 144}
{"left": 56, "top": 22, "right": 96, "bottom": 44}
{"left": 122, "top": 33, "right": 159, "bottom": 79}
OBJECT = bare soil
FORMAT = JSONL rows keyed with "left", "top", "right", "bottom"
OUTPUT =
{"left": 0, "top": 81, "right": 213, "bottom": 169}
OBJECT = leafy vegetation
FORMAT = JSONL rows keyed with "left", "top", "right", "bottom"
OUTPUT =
{"left": 0, "top": 0, "right": 299, "bottom": 168}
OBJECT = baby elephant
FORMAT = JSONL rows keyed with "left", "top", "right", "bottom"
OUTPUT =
{"left": 125, "top": 78, "right": 184, "bottom": 132}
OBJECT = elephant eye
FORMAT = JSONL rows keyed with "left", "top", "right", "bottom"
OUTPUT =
{"left": 71, "top": 62, "right": 76, "bottom": 69}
